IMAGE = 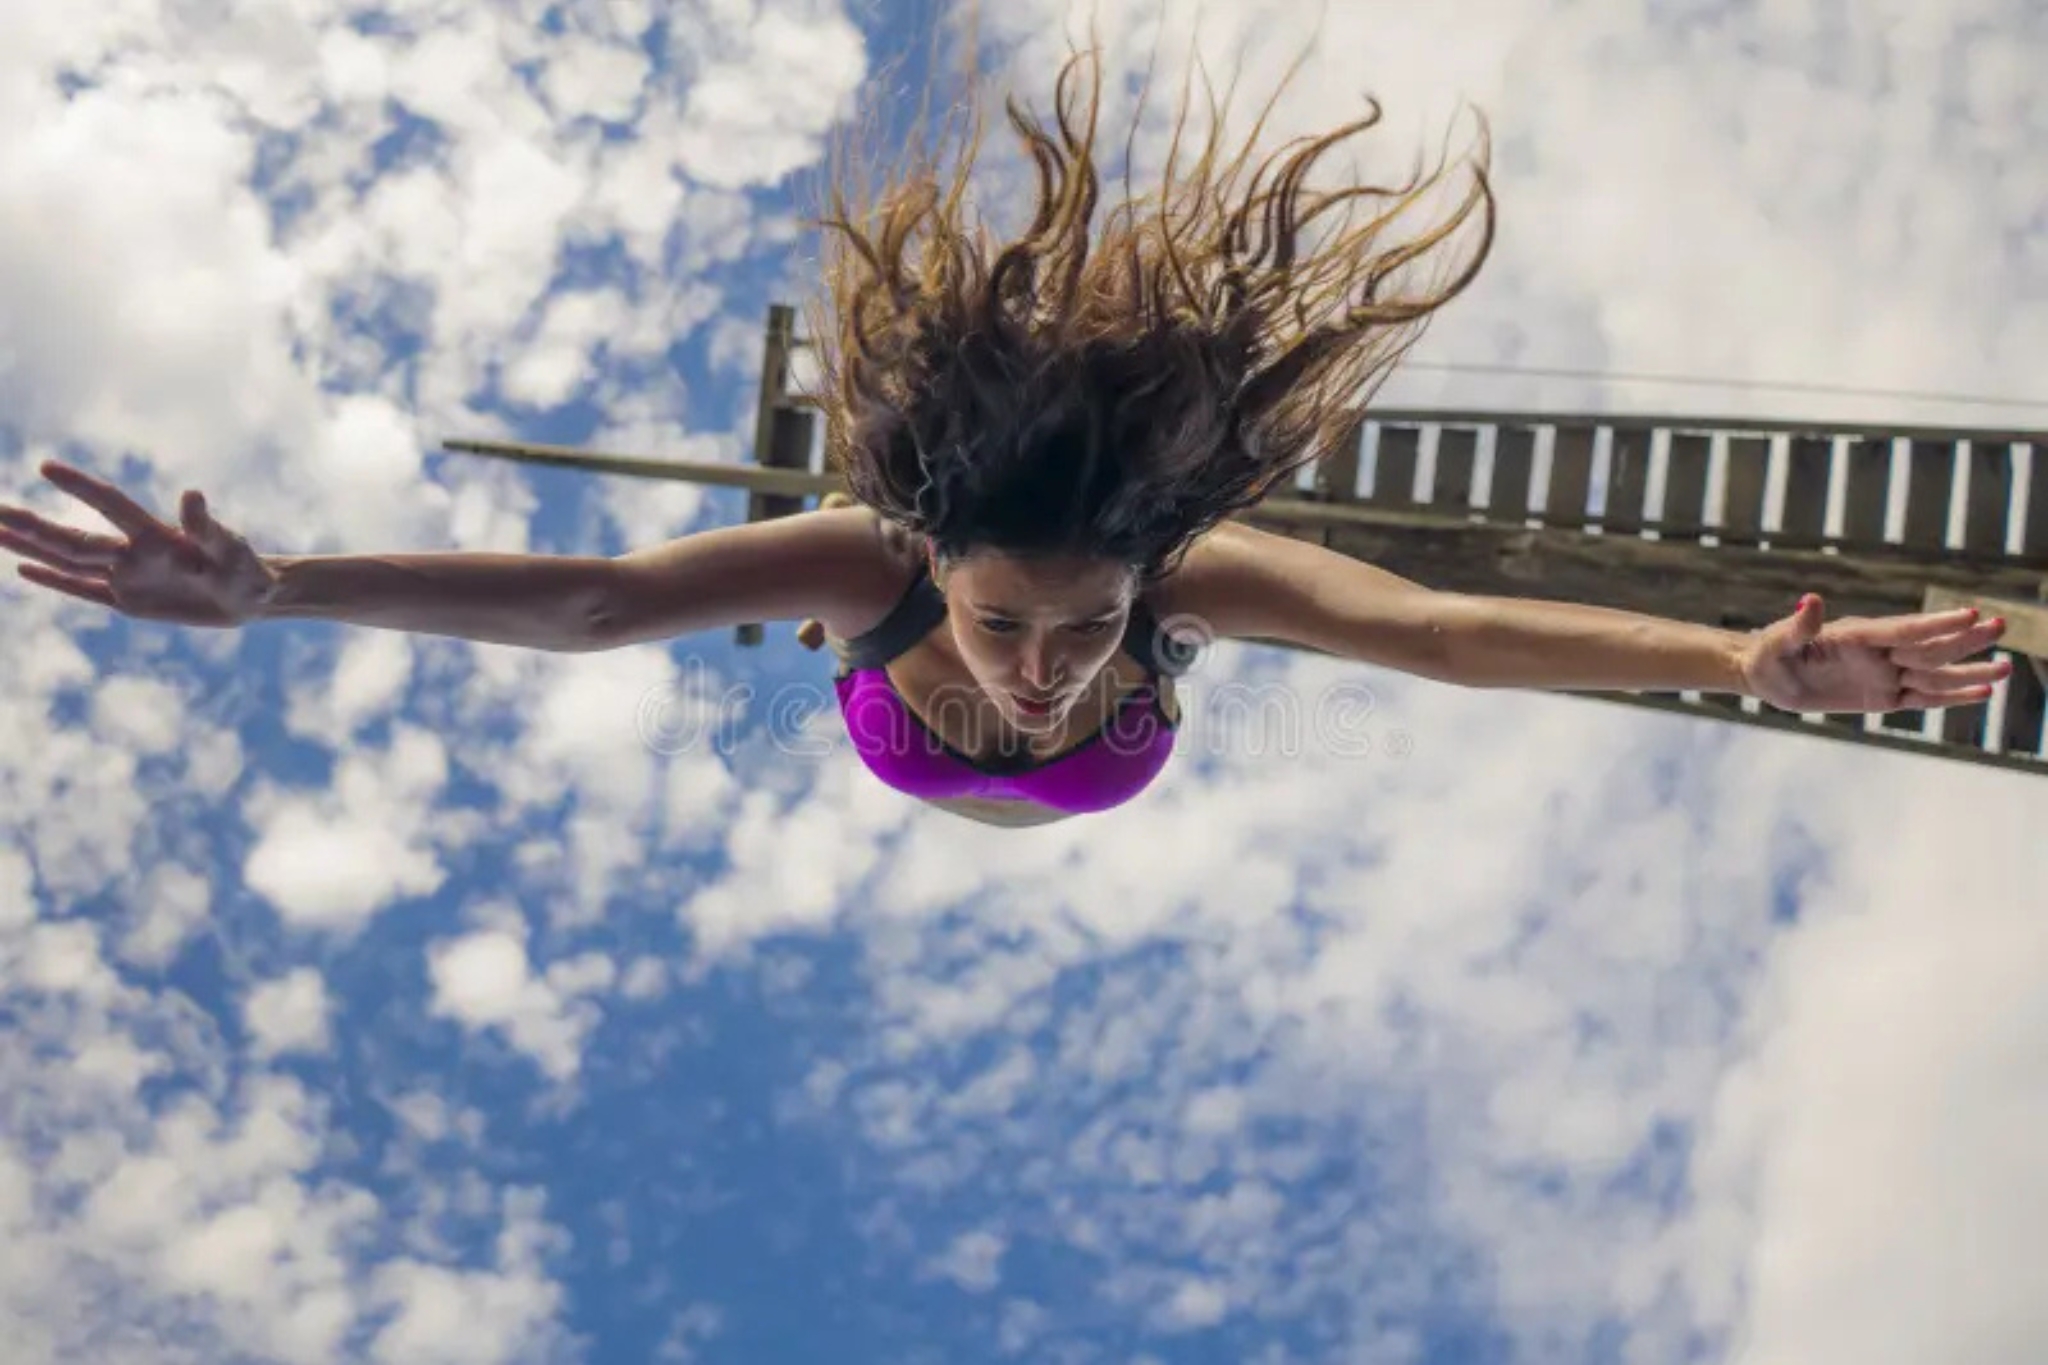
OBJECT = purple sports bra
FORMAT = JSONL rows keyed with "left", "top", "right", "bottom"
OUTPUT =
{"left": 828, "top": 563, "right": 1195, "bottom": 813}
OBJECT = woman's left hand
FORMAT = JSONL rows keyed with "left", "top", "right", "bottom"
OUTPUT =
{"left": 1738, "top": 594, "right": 2014, "bottom": 714}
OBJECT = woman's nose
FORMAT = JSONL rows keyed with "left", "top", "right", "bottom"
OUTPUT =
{"left": 1018, "top": 642, "right": 1062, "bottom": 690}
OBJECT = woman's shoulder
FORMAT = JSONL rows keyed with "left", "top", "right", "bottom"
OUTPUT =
{"left": 1132, "top": 522, "right": 1249, "bottom": 624}
{"left": 811, "top": 503, "right": 928, "bottom": 641}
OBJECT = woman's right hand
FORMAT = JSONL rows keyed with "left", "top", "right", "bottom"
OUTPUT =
{"left": 0, "top": 460, "right": 279, "bottom": 628}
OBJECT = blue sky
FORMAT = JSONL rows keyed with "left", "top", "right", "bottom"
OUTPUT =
{"left": 2, "top": 3, "right": 2045, "bottom": 1364}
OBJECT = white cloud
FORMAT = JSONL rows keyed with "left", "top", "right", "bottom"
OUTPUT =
{"left": 440, "top": 460, "right": 540, "bottom": 554}
{"left": 182, "top": 721, "right": 249, "bottom": 799}
{"left": 0, "top": 843, "right": 35, "bottom": 934}
{"left": 927, "top": 1227, "right": 1007, "bottom": 1294}
{"left": 365, "top": 1187, "right": 572, "bottom": 1365}
{"left": 426, "top": 926, "right": 611, "bottom": 1083}
{"left": 89, "top": 675, "right": 186, "bottom": 757}
{"left": 387, "top": 1090, "right": 488, "bottom": 1149}
{"left": 654, "top": 1302, "right": 726, "bottom": 1364}
{"left": 453, "top": 642, "right": 751, "bottom": 922}
{"left": 0, "top": 81, "right": 301, "bottom": 463}
{"left": 679, "top": 768, "right": 901, "bottom": 965}
{"left": 244, "top": 969, "right": 335, "bottom": 1061}
{"left": 1159, "top": 1277, "right": 1229, "bottom": 1332}
{"left": 618, "top": 955, "right": 670, "bottom": 1001}
{"left": 593, "top": 432, "right": 740, "bottom": 549}
{"left": 1681, "top": 770, "right": 2048, "bottom": 1365}
{"left": 118, "top": 863, "right": 214, "bottom": 971}
{"left": 669, "top": 5, "right": 868, "bottom": 190}
{"left": 500, "top": 286, "right": 634, "bottom": 410}
{"left": 540, "top": 33, "right": 652, "bottom": 126}
{"left": 16, "top": 920, "right": 124, "bottom": 1003}
{"left": 286, "top": 630, "right": 417, "bottom": 749}
{"left": 0, "top": 606, "right": 169, "bottom": 902}
{"left": 0, "top": 0, "right": 881, "bottom": 1359}
{"left": 0, "top": 944, "right": 573, "bottom": 1365}
{"left": 241, "top": 724, "right": 457, "bottom": 933}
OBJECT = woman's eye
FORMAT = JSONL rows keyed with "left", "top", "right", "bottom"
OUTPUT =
{"left": 978, "top": 618, "right": 1018, "bottom": 634}
{"left": 1070, "top": 620, "right": 1113, "bottom": 636}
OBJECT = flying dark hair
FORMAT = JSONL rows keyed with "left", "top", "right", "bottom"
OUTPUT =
{"left": 803, "top": 39, "right": 1494, "bottom": 583}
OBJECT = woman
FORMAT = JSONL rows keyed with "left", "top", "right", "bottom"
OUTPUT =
{"left": 0, "top": 49, "right": 2013, "bottom": 828}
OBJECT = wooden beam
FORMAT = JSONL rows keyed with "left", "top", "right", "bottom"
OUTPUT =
{"left": 440, "top": 436, "right": 2045, "bottom": 630}
{"left": 1247, "top": 507, "right": 2045, "bottom": 626}
{"left": 1364, "top": 407, "right": 2048, "bottom": 447}
{"left": 1920, "top": 584, "right": 2048, "bottom": 659}
{"left": 735, "top": 305, "right": 802, "bottom": 646}
{"left": 441, "top": 439, "right": 840, "bottom": 497}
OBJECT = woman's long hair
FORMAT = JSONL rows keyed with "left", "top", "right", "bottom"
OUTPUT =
{"left": 801, "top": 36, "right": 1494, "bottom": 581}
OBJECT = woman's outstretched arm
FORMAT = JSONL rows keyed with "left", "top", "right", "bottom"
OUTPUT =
{"left": 256, "top": 548, "right": 620, "bottom": 650}
{"left": 1, "top": 460, "right": 892, "bottom": 653}
{"left": 1156, "top": 522, "right": 2011, "bottom": 712}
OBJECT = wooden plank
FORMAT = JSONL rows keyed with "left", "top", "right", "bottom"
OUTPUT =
{"left": 1841, "top": 437, "right": 1891, "bottom": 549}
{"left": 1549, "top": 426, "right": 1596, "bottom": 526}
{"left": 735, "top": 405, "right": 817, "bottom": 646}
{"left": 1941, "top": 699, "right": 1991, "bottom": 748}
{"left": 1901, "top": 440, "right": 1956, "bottom": 550}
{"left": 1723, "top": 436, "right": 1772, "bottom": 541}
{"left": 1663, "top": 433, "right": 1712, "bottom": 537}
{"left": 1364, "top": 404, "right": 2048, "bottom": 448}
{"left": 2025, "top": 445, "right": 2048, "bottom": 560}
{"left": 1604, "top": 424, "right": 1655, "bottom": 533}
{"left": 442, "top": 443, "right": 837, "bottom": 497}
{"left": 1371, "top": 425, "right": 1422, "bottom": 506}
{"left": 1435, "top": 427, "right": 1480, "bottom": 511}
{"left": 1781, "top": 438, "right": 1832, "bottom": 539}
{"left": 1772, "top": 437, "right": 1859, "bottom": 728}
{"left": 1889, "top": 441, "right": 1957, "bottom": 733}
{"left": 1315, "top": 417, "right": 1364, "bottom": 502}
{"left": 1664, "top": 432, "right": 1738, "bottom": 717}
{"left": 1490, "top": 426, "right": 1537, "bottom": 523}
{"left": 1962, "top": 445, "right": 2015, "bottom": 555}
{"left": 1920, "top": 586, "right": 2048, "bottom": 661}
{"left": 1296, "top": 516, "right": 2043, "bottom": 628}
{"left": 2000, "top": 652, "right": 2048, "bottom": 758}
{"left": 737, "top": 303, "right": 801, "bottom": 647}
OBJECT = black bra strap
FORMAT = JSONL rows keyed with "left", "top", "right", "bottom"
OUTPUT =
{"left": 1122, "top": 598, "right": 1201, "bottom": 678}
{"left": 829, "top": 568, "right": 947, "bottom": 671}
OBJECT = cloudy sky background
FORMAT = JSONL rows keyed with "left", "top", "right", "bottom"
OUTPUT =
{"left": 3, "top": 1, "right": 2045, "bottom": 1362}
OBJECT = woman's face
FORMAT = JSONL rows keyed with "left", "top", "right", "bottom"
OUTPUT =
{"left": 932, "top": 546, "right": 1138, "bottom": 734}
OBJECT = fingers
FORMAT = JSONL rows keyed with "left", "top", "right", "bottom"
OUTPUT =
{"left": 16, "top": 561, "right": 117, "bottom": 609}
{"left": 1887, "top": 615, "right": 2009, "bottom": 669}
{"left": 1793, "top": 594, "right": 1826, "bottom": 638}
{"left": 40, "top": 460, "right": 172, "bottom": 540}
{"left": 179, "top": 489, "right": 235, "bottom": 556}
{"left": 1901, "top": 658, "right": 2013, "bottom": 692}
{"left": 1842, "top": 606, "right": 1981, "bottom": 649}
{"left": 1901, "top": 683, "right": 2000, "bottom": 709}
{"left": 0, "top": 508, "right": 124, "bottom": 571}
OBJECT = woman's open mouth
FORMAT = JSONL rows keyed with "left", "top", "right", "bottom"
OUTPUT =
{"left": 1011, "top": 692, "right": 1058, "bottom": 717}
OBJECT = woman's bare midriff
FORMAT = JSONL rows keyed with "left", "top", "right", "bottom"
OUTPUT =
{"left": 924, "top": 793, "right": 1078, "bottom": 827}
